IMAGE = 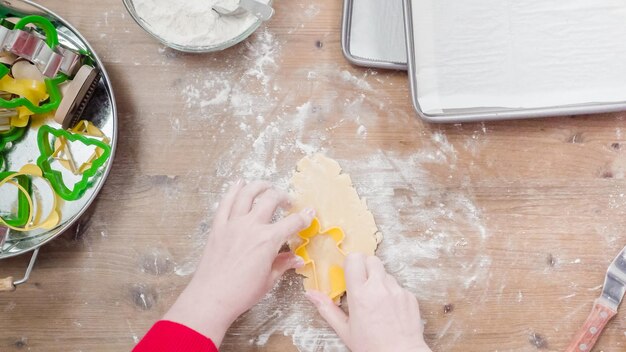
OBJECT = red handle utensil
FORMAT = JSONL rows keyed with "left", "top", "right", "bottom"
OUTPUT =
{"left": 565, "top": 299, "right": 617, "bottom": 352}
{"left": 565, "top": 247, "right": 626, "bottom": 351}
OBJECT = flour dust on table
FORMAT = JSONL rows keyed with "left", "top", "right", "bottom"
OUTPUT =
{"left": 157, "top": 7, "right": 492, "bottom": 348}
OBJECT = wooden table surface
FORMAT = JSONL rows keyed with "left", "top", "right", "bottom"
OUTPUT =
{"left": 2, "top": 0, "right": 626, "bottom": 351}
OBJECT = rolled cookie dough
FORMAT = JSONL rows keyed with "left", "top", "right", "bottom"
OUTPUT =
{"left": 290, "top": 154, "right": 382, "bottom": 298}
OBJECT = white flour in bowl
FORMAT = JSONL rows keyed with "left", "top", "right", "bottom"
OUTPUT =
{"left": 132, "top": 0, "right": 265, "bottom": 48}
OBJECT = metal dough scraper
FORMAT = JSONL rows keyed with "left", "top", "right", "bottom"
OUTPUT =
{"left": 565, "top": 246, "right": 626, "bottom": 352}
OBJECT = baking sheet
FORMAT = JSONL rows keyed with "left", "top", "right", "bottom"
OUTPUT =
{"left": 342, "top": 0, "right": 407, "bottom": 69}
{"left": 408, "top": 0, "right": 626, "bottom": 117}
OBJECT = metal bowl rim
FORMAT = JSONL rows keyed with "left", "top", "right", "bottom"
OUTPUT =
{"left": 0, "top": 0, "right": 118, "bottom": 259}
{"left": 121, "top": 0, "right": 267, "bottom": 53}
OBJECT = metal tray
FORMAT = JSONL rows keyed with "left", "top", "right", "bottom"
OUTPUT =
{"left": 403, "top": 0, "right": 626, "bottom": 123}
{"left": 0, "top": 0, "right": 117, "bottom": 287}
{"left": 341, "top": 0, "right": 407, "bottom": 70}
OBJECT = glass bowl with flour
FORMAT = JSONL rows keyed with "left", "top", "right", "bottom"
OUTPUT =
{"left": 124, "top": 0, "right": 270, "bottom": 52}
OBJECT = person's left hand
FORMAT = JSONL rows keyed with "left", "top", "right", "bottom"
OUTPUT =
{"left": 164, "top": 180, "right": 314, "bottom": 346}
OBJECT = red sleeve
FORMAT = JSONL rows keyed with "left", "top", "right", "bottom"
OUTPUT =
{"left": 133, "top": 320, "right": 219, "bottom": 352}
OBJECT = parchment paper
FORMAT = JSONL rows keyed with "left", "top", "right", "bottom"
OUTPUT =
{"left": 410, "top": 0, "right": 626, "bottom": 114}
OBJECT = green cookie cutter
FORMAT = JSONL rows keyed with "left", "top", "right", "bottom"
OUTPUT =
{"left": 0, "top": 65, "right": 67, "bottom": 114}
{"left": 0, "top": 126, "right": 26, "bottom": 151}
{"left": 0, "top": 15, "right": 67, "bottom": 114}
{"left": 0, "top": 126, "right": 27, "bottom": 171}
{"left": 0, "top": 171, "right": 32, "bottom": 227}
{"left": 36, "top": 125, "right": 111, "bottom": 201}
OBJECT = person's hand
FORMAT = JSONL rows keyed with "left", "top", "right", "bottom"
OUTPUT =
{"left": 306, "top": 253, "right": 432, "bottom": 352}
{"left": 164, "top": 180, "right": 315, "bottom": 346}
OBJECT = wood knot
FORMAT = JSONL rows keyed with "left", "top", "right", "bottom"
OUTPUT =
{"left": 602, "top": 171, "right": 613, "bottom": 179}
{"left": 568, "top": 133, "right": 584, "bottom": 144}
{"left": 140, "top": 248, "right": 173, "bottom": 276}
{"left": 14, "top": 337, "right": 27, "bottom": 349}
{"left": 130, "top": 284, "right": 157, "bottom": 311}
{"left": 528, "top": 332, "right": 548, "bottom": 348}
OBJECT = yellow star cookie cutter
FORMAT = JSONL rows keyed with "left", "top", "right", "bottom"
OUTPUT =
{"left": 294, "top": 217, "right": 347, "bottom": 301}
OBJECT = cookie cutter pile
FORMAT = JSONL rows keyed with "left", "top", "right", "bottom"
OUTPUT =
{"left": 295, "top": 217, "right": 348, "bottom": 301}
{"left": 0, "top": 14, "right": 110, "bottom": 234}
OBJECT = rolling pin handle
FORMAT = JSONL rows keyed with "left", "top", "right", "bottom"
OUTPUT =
{"left": 0, "top": 248, "right": 40, "bottom": 292}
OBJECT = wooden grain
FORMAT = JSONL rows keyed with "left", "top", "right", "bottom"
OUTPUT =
{"left": 1, "top": 0, "right": 626, "bottom": 351}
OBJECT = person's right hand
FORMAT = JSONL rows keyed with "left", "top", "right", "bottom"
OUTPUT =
{"left": 305, "top": 253, "right": 432, "bottom": 352}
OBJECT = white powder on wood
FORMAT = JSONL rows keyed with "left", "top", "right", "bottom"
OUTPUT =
{"left": 164, "top": 18, "right": 494, "bottom": 347}
{"left": 132, "top": 0, "right": 265, "bottom": 47}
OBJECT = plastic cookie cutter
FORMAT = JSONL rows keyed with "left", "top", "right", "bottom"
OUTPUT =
{"left": 0, "top": 63, "right": 67, "bottom": 127}
{"left": 52, "top": 121, "right": 109, "bottom": 175}
{"left": 70, "top": 120, "right": 110, "bottom": 143}
{"left": 0, "top": 125, "right": 27, "bottom": 171}
{"left": 294, "top": 217, "right": 348, "bottom": 301}
{"left": 36, "top": 124, "right": 111, "bottom": 201}
{"left": 0, "top": 104, "right": 16, "bottom": 132}
{"left": 0, "top": 164, "right": 59, "bottom": 231}
{"left": 0, "top": 16, "right": 71, "bottom": 127}
{"left": 0, "top": 125, "right": 26, "bottom": 152}
{"left": 0, "top": 170, "right": 32, "bottom": 227}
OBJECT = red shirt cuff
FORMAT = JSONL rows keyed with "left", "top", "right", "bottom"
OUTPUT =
{"left": 133, "top": 320, "right": 219, "bottom": 352}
